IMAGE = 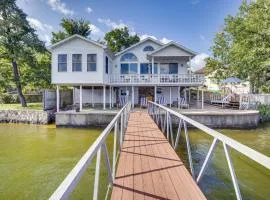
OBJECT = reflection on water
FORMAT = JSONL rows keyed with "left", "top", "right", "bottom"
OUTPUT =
{"left": 0, "top": 122, "right": 270, "bottom": 199}
{"left": 0, "top": 123, "right": 113, "bottom": 200}
{"left": 176, "top": 122, "right": 270, "bottom": 200}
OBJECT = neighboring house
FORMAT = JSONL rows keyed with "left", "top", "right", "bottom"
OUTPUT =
{"left": 48, "top": 34, "right": 204, "bottom": 111}
{"left": 195, "top": 67, "right": 250, "bottom": 94}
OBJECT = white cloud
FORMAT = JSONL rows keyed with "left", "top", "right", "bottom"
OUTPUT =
{"left": 191, "top": 0, "right": 200, "bottom": 5}
{"left": 160, "top": 37, "right": 172, "bottom": 44}
{"left": 140, "top": 34, "right": 157, "bottom": 41}
{"left": 89, "top": 24, "right": 105, "bottom": 39}
{"left": 47, "top": 0, "right": 74, "bottom": 16}
{"left": 86, "top": 7, "right": 93, "bottom": 14}
{"left": 98, "top": 18, "right": 128, "bottom": 29}
{"left": 190, "top": 53, "right": 209, "bottom": 71}
{"left": 199, "top": 34, "right": 205, "bottom": 41}
{"left": 27, "top": 17, "right": 53, "bottom": 31}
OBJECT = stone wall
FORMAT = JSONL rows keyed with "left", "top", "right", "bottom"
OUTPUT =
{"left": 0, "top": 110, "right": 54, "bottom": 124}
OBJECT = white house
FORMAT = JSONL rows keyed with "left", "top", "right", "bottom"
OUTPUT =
{"left": 48, "top": 34, "right": 204, "bottom": 111}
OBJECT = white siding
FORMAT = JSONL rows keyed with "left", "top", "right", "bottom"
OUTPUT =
{"left": 51, "top": 38, "right": 105, "bottom": 84}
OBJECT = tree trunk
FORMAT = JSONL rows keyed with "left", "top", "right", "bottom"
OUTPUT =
{"left": 12, "top": 60, "right": 27, "bottom": 107}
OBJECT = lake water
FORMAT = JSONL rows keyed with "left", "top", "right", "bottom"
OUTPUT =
{"left": 0, "top": 122, "right": 269, "bottom": 199}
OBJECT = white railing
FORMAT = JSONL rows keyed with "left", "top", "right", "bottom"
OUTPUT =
{"left": 49, "top": 102, "right": 131, "bottom": 200}
{"left": 108, "top": 74, "right": 204, "bottom": 84}
{"left": 148, "top": 101, "right": 270, "bottom": 200}
{"left": 240, "top": 93, "right": 270, "bottom": 109}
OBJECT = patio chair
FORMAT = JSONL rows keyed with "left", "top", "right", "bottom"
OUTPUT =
{"left": 178, "top": 97, "right": 189, "bottom": 109}
{"left": 118, "top": 96, "right": 126, "bottom": 107}
{"left": 158, "top": 96, "right": 166, "bottom": 106}
{"left": 140, "top": 97, "right": 148, "bottom": 108}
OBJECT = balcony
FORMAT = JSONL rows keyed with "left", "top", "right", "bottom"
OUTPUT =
{"left": 107, "top": 74, "right": 205, "bottom": 85}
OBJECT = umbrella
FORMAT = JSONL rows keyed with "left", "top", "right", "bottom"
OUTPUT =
{"left": 221, "top": 77, "right": 242, "bottom": 84}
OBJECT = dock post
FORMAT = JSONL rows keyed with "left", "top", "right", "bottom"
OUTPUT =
{"left": 79, "top": 85, "right": 82, "bottom": 112}
{"left": 56, "top": 85, "right": 59, "bottom": 112}
{"left": 103, "top": 85, "right": 106, "bottom": 110}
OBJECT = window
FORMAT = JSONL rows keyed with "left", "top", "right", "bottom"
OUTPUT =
{"left": 72, "top": 54, "right": 82, "bottom": 71}
{"left": 160, "top": 63, "right": 178, "bottom": 74}
{"left": 169, "top": 63, "right": 178, "bottom": 74}
{"left": 105, "top": 56, "right": 109, "bottom": 74}
{"left": 121, "top": 63, "right": 138, "bottom": 74}
{"left": 140, "top": 63, "right": 158, "bottom": 74}
{"left": 143, "top": 45, "right": 154, "bottom": 52}
{"left": 87, "top": 54, "right": 97, "bottom": 72}
{"left": 58, "top": 54, "right": 67, "bottom": 72}
{"left": 120, "top": 53, "right": 138, "bottom": 62}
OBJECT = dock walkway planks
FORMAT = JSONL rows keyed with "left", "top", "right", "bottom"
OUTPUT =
{"left": 111, "top": 111, "right": 206, "bottom": 200}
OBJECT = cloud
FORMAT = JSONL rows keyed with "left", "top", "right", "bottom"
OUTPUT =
{"left": 26, "top": 17, "right": 53, "bottom": 45}
{"left": 199, "top": 34, "right": 205, "bottom": 41}
{"left": 27, "top": 17, "right": 53, "bottom": 31}
{"left": 89, "top": 24, "right": 105, "bottom": 39}
{"left": 191, "top": 0, "right": 200, "bottom": 5}
{"left": 47, "top": 0, "right": 74, "bottom": 16}
{"left": 140, "top": 34, "right": 157, "bottom": 41}
{"left": 86, "top": 7, "right": 92, "bottom": 14}
{"left": 190, "top": 53, "right": 209, "bottom": 71}
{"left": 98, "top": 18, "right": 129, "bottom": 29}
{"left": 160, "top": 37, "right": 172, "bottom": 44}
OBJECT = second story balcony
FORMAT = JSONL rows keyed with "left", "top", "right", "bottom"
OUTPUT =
{"left": 107, "top": 74, "right": 205, "bottom": 86}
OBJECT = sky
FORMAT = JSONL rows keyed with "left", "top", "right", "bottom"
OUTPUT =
{"left": 17, "top": 0, "right": 243, "bottom": 70}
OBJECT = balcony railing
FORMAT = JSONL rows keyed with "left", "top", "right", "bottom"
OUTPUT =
{"left": 108, "top": 74, "right": 204, "bottom": 85}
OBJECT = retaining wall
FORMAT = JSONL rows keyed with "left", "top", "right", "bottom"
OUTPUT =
{"left": 0, "top": 110, "right": 54, "bottom": 124}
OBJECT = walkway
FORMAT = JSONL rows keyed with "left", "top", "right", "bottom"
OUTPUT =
{"left": 111, "top": 111, "right": 206, "bottom": 200}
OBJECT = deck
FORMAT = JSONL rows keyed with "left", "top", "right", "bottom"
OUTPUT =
{"left": 111, "top": 111, "right": 206, "bottom": 200}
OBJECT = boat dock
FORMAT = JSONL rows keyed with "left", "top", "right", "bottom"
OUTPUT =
{"left": 111, "top": 111, "right": 206, "bottom": 199}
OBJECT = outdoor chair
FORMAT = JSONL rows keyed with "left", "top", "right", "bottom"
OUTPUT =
{"left": 178, "top": 97, "right": 189, "bottom": 109}
{"left": 140, "top": 97, "right": 148, "bottom": 108}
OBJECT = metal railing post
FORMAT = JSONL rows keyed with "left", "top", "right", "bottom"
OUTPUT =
{"left": 120, "top": 113, "right": 123, "bottom": 147}
{"left": 183, "top": 121, "right": 194, "bottom": 178}
{"left": 112, "top": 121, "right": 118, "bottom": 180}
{"left": 93, "top": 147, "right": 101, "bottom": 200}
{"left": 102, "top": 143, "right": 113, "bottom": 186}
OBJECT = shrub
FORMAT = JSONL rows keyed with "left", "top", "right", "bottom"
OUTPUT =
{"left": 0, "top": 93, "right": 19, "bottom": 103}
{"left": 257, "top": 104, "right": 270, "bottom": 122}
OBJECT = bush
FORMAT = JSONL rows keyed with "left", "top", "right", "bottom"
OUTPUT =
{"left": 0, "top": 93, "right": 19, "bottom": 103}
{"left": 257, "top": 104, "right": 270, "bottom": 122}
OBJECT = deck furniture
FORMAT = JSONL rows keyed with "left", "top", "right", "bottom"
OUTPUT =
{"left": 178, "top": 97, "right": 189, "bottom": 109}
{"left": 140, "top": 97, "right": 147, "bottom": 108}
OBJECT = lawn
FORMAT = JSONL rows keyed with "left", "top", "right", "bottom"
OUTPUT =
{"left": 0, "top": 103, "right": 43, "bottom": 110}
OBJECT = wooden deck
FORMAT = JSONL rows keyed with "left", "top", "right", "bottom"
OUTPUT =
{"left": 111, "top": 111, "right": 206, "bottom": 200}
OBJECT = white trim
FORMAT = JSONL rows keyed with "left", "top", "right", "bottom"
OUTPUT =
{"left": 115, "top": 37, "right": 163, "bottom": 56}
{"left": 148, "top": 41, "right": 197, "bottom": 57}
{"left": 48, "top": 34, "right": 105, "bottom": 51}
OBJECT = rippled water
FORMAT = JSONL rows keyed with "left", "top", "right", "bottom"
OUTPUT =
{"left": 0, "top": 122, "right": 269, "bottom": 199}
{"left": 177, "top": 122, "right": 270, "bottom": 200}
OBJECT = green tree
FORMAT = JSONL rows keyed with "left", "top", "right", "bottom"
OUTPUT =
{"left": 0, "top": 0, "right": 45, "bottom": 106}
{"left": 51, "top": 18, "right": 91, "bottom": 44}
{"left": 104, "top": 27, "right": 140, "bottom": 53}
{"left": 206, "top": 0, "right": 270, "bottom": 92}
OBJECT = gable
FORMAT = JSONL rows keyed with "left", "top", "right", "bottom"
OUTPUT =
{"left": 151, "top": 44, "right": 195, "bottom": 57}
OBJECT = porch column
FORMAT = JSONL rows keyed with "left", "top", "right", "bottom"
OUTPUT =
{"left": 201, "top": 89, "right": 204, "bottom": 109}
{"left": 91, "top": 86, "right": 94, "bottom": 108}
{"left": 188, "top": 88, "right": 191, "bottom": 103}
{"left": 197, "top": 88, "right": 199, "bottom": 101}
{"left": 72, "top": 87, "right": 75, "bottom": 105}
{"left": 152, "top": 56, "right": 154, "bottom": 74}
{"left": 56, "top": 85, "right": 60, "bottom": 112}
{"left": 154, "top": 86, "right": 157, "bottom": 103}
{"left": 103, "top": 85, "right": 106, "bottom": 110}
{"left": 79, "top": 85, "right": 82, "bottom": 112}
{"left": 112, "top": 87, "right": 114, "bottom": 108}
{"left": 169, "top": 87, "right": 172, "bottom": 108}
{"left": 178, "top": 86, "right": 181, "bottom": 109}
{"left": 132, "top": 86, "right": 134, "bottom": 108}
{"left": 109, "top": 86, "right": 112, "bottom": 109}
{"left": 189, "top": 56, "right": 191, "bottom": 73}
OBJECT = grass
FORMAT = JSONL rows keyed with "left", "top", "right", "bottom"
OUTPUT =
{"left": 0, "top": 103, "right": 43, "bottom": 110}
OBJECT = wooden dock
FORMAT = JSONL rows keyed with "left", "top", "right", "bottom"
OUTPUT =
{"left": 111, "top": 111, "right": 206, "bottom": 200}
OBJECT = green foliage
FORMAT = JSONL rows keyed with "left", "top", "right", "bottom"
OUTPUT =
{"left": 0, "top": 102, "right": 43, "bottom": 110}
{"left": 206, "top": 0, "right": 270, "bottom": 92}
{"left": 0, "top": 93, "right": 42, "bottom": 104}
{"left": 257, "top": 104, "right": 270, "bottom": 122}
{"left": 51, "top": 18, "right": 91, "bottom": 44}
{"left": 104, "top": 27, "right": 140, "bottom": 53}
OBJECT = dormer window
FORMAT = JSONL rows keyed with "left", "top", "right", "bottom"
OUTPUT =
{"left": 143, "top": 46, "right": 154, "bottom": 52}
{"left": 120, "top": 53, "right": 138, "bottom": 62}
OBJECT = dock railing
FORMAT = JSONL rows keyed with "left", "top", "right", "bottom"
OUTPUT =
{"left": 148, "top": 101, "right": 270, "bottom": 200}
{"left": 49, "top": 102, "right": 131, "bottom": 200}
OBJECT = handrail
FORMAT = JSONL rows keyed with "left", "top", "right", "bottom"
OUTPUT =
{"left": 148, "top": 101, "right": 270, "bottom": 200}
{"left": 50, "top": 102, "right": 131, "bottom": 200}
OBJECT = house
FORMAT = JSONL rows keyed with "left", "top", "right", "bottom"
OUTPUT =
{"left": 48, "top": 34, "right": 204, "bottom": 111}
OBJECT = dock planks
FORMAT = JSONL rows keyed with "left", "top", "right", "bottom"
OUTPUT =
{"left": 111, "top": 111, "right": 206, "bottom": 200}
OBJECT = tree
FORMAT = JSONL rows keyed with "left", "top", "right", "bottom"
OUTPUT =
{"left": 104, "top": 27, "right": 140, "bottom": 53}
{"left": 206, "top": 0, "right": 270, "bottom": 92}
{"left": 0, "top": 0, "right": 45, "bottom": 106}
{"left": 51, "top": 18, "right": 91, "bottom": 44}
